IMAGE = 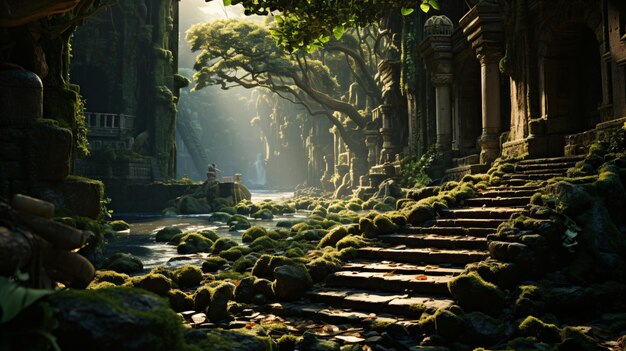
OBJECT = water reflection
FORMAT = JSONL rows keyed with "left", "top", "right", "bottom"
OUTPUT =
{"left": 105, "top": 191, "right": 295, "bottom": 271}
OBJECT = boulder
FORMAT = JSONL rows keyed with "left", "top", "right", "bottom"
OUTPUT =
{"left": 155, "top": 226, "right": 182, "bottom": 242}
{"left": 272, "top": 264, "right": 313, "bottom": 300}
{"left": 102, "top": 253, "right": 143, "bottom": 274}
{"left": 207, "top": 283, "right": 233, "bottom": 322}
{"left": 177, "top": 233, "right": 213, "bottom": 254}
{"left": 174, "top": 265, "right": 203, "bottom": 289}
{"left": 448, "top": 271, "right": 505, "bottom": 316}
{"left": 233, "top": 276, "right": 256, "bottom": 303}
{"left": 132, "top": 273, "right": 172, "bottom": 296}
{"left": 49, "top": 287, "right": 185, "bottom": 351}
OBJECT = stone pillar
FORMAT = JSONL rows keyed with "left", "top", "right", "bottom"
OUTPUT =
{"left": 432, "top": 74, "right": 454, "bottom": 157}
{"left": 419, "top": 15, "right": 454, "bottom": 162}
{"left": 460, "top": 2, "right": 505, "bottom": 164}
{"left": 479, "top": 54, "right": 502, "bottom": 163}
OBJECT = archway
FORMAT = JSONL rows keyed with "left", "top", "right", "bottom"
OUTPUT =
{"left": 543, "top": 23, "right": 602, "bottom": 132}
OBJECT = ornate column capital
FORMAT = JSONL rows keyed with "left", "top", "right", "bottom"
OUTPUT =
{"left": 459, "top": 2, "right": 505, "bottom": 65}
{"left": 430, "top": 73, "right": 454, "bottom": 87}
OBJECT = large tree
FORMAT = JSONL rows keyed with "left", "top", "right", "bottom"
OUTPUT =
{"left": 205, "top": 0, "right": 439, "bottom": 52}
{"left": 187, "top": 19, "right": 384, "bottom": 160}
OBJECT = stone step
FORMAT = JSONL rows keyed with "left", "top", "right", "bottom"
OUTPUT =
{"left": 463, "top": 197, "right": 531, "bottom": 207}
{"left": 431, "top": 218, "right": 507, "bottom": 228}
{"left": 326, "top": 270, "right": 454, "bottom": 295}
{"left": 516, "top": 155, "right": 585, "bottom": 165}
{"left": 269, "top": 301, "right": 405, "bottom": 326}
{"left": 503, "top": 173, "right": 564, "bottom": 181}
{"left": 485, "top": 184, "right": 543, "bottom": 191}
{"left": 499, "top": 178, "right": 544, "bottom": 186}
{"left": 341, "top": 261, "right": 464, "bottom": 276}
{"left": 379, "top": 233, "right": 487, "bottom": 250}
{"left": 517, "top": 167, "right": 571, "bottom": 175}
{"left": 357, "top": 247, "right": 488, "bottom": 265}
{"left": 401, "top": 226, "right": 496, "bottom": 237}
{"left": 306, "top": 288, "right": 454, "bottom": 318}
{"left": 439, "top": 207, "right": 526, "bottom": 219}
{"left": 515, "top": 161, "right": 578, "bottom": 171}
{"left": 477, "top": 189, "right": 539, "bottom": 198}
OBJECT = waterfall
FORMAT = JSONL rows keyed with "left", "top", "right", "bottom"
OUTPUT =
{"left": 254, "top": 153, "right": 267, "bottom": 186}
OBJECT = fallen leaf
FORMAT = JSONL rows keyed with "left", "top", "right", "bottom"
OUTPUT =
{"left": 335, "top": 335, "right": 365, "bottom": 343}
{"left": 244, "top": 322, "right": 256, "bottom": 329}
{"left": 367, "top": 313, "right": 377, "bottom": 319}
{"left": 415, "top": 275, "right": 428, "bottom": 280}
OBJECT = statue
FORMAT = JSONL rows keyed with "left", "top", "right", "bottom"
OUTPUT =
{"left": 206, "top": 163, "right": 221, "bottom": 183}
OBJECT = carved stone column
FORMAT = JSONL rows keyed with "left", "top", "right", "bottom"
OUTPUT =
{"left": 420, "top": 16, "right": 454, "bottom": 161}
{"left": 460, "top": 2, "right": 504, "bottom": 164}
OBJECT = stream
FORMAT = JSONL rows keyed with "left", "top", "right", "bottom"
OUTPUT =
{"left": 104, "top": 190, "right": 297, "bottom": 271}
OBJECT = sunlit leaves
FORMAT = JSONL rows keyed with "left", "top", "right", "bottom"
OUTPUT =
{"left": 213, "top": 0, "right": 439, "bottom": 52}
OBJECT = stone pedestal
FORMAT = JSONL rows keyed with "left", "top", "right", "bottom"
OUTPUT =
{"left": 460, "top": 2, "right": 505, "bottom": 164}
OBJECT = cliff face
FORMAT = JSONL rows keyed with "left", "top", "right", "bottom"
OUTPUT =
{"left": 71, "top": 0, "right": 184, "bottom": 180}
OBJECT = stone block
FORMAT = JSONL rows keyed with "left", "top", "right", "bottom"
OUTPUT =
{"left": 32, "top": 177, "right": 104, "bottom": 219}
{"left": 0, "top": 69, "right": 43, "bottom": 122}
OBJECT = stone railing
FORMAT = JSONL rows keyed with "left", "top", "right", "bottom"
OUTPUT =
{"left": 85, "top": 112, "right": 135, "bottom": 137}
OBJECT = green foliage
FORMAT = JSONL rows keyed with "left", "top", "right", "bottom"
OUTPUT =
{"left": 219, "top": 0, "right": 438, "bottom": 52}
{"left": 400, "top": 145, "right": 438, "bottom": 188}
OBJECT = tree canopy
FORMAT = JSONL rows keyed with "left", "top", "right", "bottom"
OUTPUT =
{"left": 207, "top": 0, "right": 439, "bottom": 52}
{"left": 187, "top": 19, "right": 384, "bottom": 158}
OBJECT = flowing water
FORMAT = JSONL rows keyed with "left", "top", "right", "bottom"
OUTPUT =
{"left": 105, "top": 190, "right": 295, "bottom": 271}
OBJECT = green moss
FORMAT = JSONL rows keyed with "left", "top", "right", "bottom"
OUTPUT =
{"left": 373, "top": 203, "right": 394, "bottom": 212}
{"left": 129, "top": 273, "right": 172, "bottom": 296}
{"left": 109, "top": 220, "right": 130, "bottom": 231}
{"left": 103, "top": 253, "right": 143, "bottom": 274}
{"left": 231, "top": 256, "right": 255, "bottom": 273}
{"left": 150, "top": 266, "right": 176, "bottom": 281}
{"left": 219, "top": 247, "right": 244, "bottom": 261}
{"left": 335, "top": 235, "right": 366, "bottom": 250}
{"left": 202, "top": 256, "right": 228, "bottom": 273}
{"left": 251, "top": 255, "right": 294, "bottom": 280}
{"left": 276, "top": 334, "right": 299, "bottom": 351}
{"left": 291, "top": 222, "right": 309, "bottom": 233}
{"left": 373, "top": 214, "right": 398, "bottom": 234}
{"left": 211, "top": 238, "right": 239, "bottom": 254}
{"left": 167, "top": 289, "right": 194, "bottom": 312}
{"left": 90, "top": 270, "right": 129, "bottom": 286}
{"left": 155, "top": 227, "right": 183, "bottom": 242}
{"left": 317, "top": 226, "right": 349, "bottom": 248}
{"left": 174, "top": 265, "right": 203, "bottom": 289}
{"left": 242, "top": 226, "right": 268, "bottom": 243}
{"left": 250, "top": 236, "right": 280, "bottom": 251}
{"left": 198, "top": 229, "right": 219, "bottom": 241}
{"left": 517, "top": 315, "right": 561, "bottom": 343}
{"left": 177, "top": 233, "right": 213, "bottom": 254}
{"left": 359, "top": 217, "right": 378, "bottom": 238}
{"left": 448, "top": 271, "right": 505, "bottom": 316}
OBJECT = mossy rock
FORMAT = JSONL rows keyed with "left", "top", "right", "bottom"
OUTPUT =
{"left": 187, "top": 328, "right": 271, "bottom": 351}
{"left": 448, "top": 271, "right": 505, "bottom": 316}
{"left": 306, "top": 258, "right": 341, "bottom": 282}
{"left": 296, "top": 332, "right": 339, "bottom": 351}
{"left": 373, "top": 214, "right": 398, "bottom": 234}
{"left": 233, "top": 276, "right": 256, "bottom": 303}
{"left": 109, "top": 220, "right": 130, "bottom": 231}
{"left": 335, "top": 235, "right": 366, "bottom": 250}
{"left": 290, "top": 222, "right": 309, "bottom": 233}
{"left": 150, "top": 266, "right": 176, "bottom": 281}
{"left": 406, "top": 204, "right": 435, "bottom": 225}
{"left": 251, "top": 255, "right": 294, "bottom": 280}
{"left": 242, "top": 226, "right": 268, "bottom": 243}
{"left": 174, "top": 265, "right": 203, "bottom": 289}
{"left": 517, "top": 315, "right": 561, "bottom": 343}
{"left": 418, "top": 309, "right": 467, "bottom": 340}
{"left": 232, "top": 256, "right": 255, "bottom": 273}
{"left": 49, "top": 287, "right": 186, "bottom": 351}
{"left": 250, "top": 236, "right": 280, "bottom": 251}
{"left": 167, "top": 289, "right": 194, "bottom": 312}
{"left": 359, "top": 217, "right": 378, "bottom": 238}
{"left": 178, "top": 195, "right": 211, "bottom": 214}
{"left": 211, "top": 238, "right": 239, "bottom": 254}
{"left": 155, "top": 227, "right": 183, "bottom": 242}
{"left": 272, "top": 264, "right": 313, "bottom": 301}
{"left": 130, "top": 273, "right": 172, "bottom": 296}
{"left": 102, "top": 253, "right": 143, "bottom": 274}
{"left": 252, "top": 209, "right": 274, "bottom": 220}
{"left": 209, "top": 212, "right": 233, "bottom": 223}
{"left": 177, "top": 233, "right": 213, "bottom": 254}
{"left": 90, "top": 270, "right": 129, "bottom": 287}
{"left": 207, "top": 282, "right": 233, "bottom": 322}
{"left": 198, "top": 229, "right": 219, "bottom": 241}
{"left": 219, "top": 247, "right": 244, "bottom": 261}
{"left": 373, "top": 203, "right": 394, "bottom": 212}
{"left": 317, "top": 226, "right": 349, "bottom": 248}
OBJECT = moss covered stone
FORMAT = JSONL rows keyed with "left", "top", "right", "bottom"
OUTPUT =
{"left": 335, "top": 235, "right": 366, "bottom": 250}
{"left": 373, "top": 214, "right": 398, "bottom": 234}
{"left": 251, "top": 255, "right": 294, "bottom": 280}
{"left": 174, "top": 265, "right": 203, "bottom": 289}
{"left": 131, "top": 273, "right": 172, "bottom": 296}
{"left": 517, "top": 315, "right": 561, "bottom": 343}
{"left": 177, "top": 233, "right": 213, "bottom": 254}
{"left": 448, "top": 271, "right": 505, "bottom": 316}
{"left": 250, "top": 236, "right": 280, "bottom": 251}
{"left": 109, "top": 220, "right": 130, "bottom": 231}
{"left": 211, "top": 238, "right": 239, "bottom": 254}
{"left": 201, "top": 256, "right": 228, "bottom": 273}
{"left": 90, "top": 270, "right": 130, "bottom": 287}
{"left": 50, "top": 287, "right": 186, "bottom": 351}
{"left": 317, "top": 226, "right": 349, "bottom": 248}
{"left": 207, "top": 282, "right": 233, "bottom": 322}
{"left": 242, "top": 226, "right": 268, "bottom": 243}
{"left": 167, "top": 289, "right": 194, "bottom": 312}
{"left": 219, "top": 247, "right": 244, "bottom": 261}
{"left": 155, "top": 226, "right": 184, "bottom": 242}
{"left": 103, "top": 253, "right": 143, "bottom": 274}
{"left": 272, "top": 264, "right": 313, "bottom": 300}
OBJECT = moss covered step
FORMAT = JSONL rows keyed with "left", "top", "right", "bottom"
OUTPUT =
{"left": 305, "top": 288, "right": 454, "bottom": 317}
{"left": 462, "top": 197, "right": 531, "bottom": 207}
{"left": 325, "top": 270, "right": 453, "bottom": 294}
{"left": 357, "top": 247, "right": 488, "bottom": 265}
{"left": 438, "top": 207, "right": 527, "bottom": 219}
{"left": 517, "top": 165, "right": 574, "bottom": 174}
{"left": 379, "top": 233, "right": 487, "bottom": 250}
{"left": 431, "top": 218, "right": 508, "bottom": 228}
{"left": 402, "top": 226, "right": 496, "bottom": 237}
{"left": 502, "top": 173, "right": 565, "bottom": 181}
{"left": 477, "top": 188, "right": 540, "bottom": 198}
{"left": 516, "top": 155, "right": 585, "bottom": 165}
{"left": 341, "top": 261, "right": 464, "bottom": 276}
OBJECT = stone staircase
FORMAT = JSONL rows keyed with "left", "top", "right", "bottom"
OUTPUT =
{"left": 270, "top": 155, "right": 585, "bottom": 328}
